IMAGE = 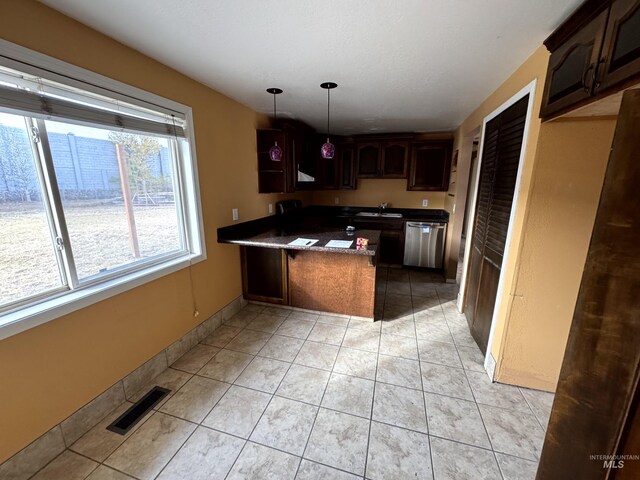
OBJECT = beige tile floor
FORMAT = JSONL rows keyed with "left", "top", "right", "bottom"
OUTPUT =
{"left": 28, "top": 268, "right": 554, "bottom": 480}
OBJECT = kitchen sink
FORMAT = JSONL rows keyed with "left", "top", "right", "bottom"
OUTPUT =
{"left": 355, "top": 212, "right": 403, "bottom": 218}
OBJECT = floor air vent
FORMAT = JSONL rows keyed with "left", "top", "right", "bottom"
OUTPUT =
{"left": 107, "top": 386, "right": 170, "bottom": 435}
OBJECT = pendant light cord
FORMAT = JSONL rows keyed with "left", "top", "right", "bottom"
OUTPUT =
{"left": 273, "top": 93, "right": 277, "bottom": 122}
{"left": 327, "top": 88, "right": 330, "bottom": 136}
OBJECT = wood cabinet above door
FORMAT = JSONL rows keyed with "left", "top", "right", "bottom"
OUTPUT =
{"left": 540, "top": 9, "right": 608, "bottom": 118}
{"left": 597, "top": 0, "right": 640, "bottom": 93}
{"left": 541, "top": 0, "right": 640, "bottom": 119}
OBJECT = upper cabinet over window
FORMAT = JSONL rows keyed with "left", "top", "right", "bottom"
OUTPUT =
{"left": 541, "top": 0, "right": 640, "bottom": 119}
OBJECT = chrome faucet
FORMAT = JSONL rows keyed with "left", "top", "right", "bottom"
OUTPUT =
{"left": 378, "top": 202, "right": 388, "bottom": 215}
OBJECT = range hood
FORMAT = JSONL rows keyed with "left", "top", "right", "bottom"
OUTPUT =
{"left": 297, "top": 167, "right": 315, "bottom": 182}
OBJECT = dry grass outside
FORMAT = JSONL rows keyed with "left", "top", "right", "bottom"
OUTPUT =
{"left": 0, "top": 201, "right": 180, "bottom": 307}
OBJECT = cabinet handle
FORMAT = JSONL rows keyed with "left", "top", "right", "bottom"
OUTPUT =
{"left": 593, "top": 58, "right": 606, "bottom": 92}
{"left": 582, "top": 63, "right": 595, "bottom": 93}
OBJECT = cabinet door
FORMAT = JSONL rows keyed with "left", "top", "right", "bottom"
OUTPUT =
{"left": 318, "top": 153, "right": 339, "bottom": 189}
{"left": 540, "top": 10, "right": 608, "bottom": 118}
{"left": 257, "top": 129, "right": 289, "bottom": 193}
{"left": 295, "top": 133, "right": 319, "bottom": 190}
{"left": 339, "top": 144, "right": 357, "bottom": 189}
{"left": 379, "top": 230, "right": 404, "bottom": 265}
{"left": 381, "top": 142, "right": 408, "bottom": 178}
{"left": 357, "top": 142, "right": 381, "bottom": 177}
{"left": 597, "top": 0, "right": 640, "bottom": 93}
{"left": 241, "top": 247, "right": 287, "bottom": 304}
{"left": 407, "top": 142, "right": 452, "bottom": 191}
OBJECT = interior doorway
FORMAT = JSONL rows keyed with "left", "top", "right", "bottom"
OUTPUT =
{"left": 457, "top": 81, "right": 537, "bottom": 359}
{"left": 456, "top": 138, "right": 479, "bottom": 285}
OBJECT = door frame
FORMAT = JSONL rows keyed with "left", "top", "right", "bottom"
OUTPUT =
{"left": 457, "top": 79, "right": 537, "bottom": 376}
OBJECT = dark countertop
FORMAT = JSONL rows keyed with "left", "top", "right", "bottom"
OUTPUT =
{"left": 308, "top": 205, "right": 449, "bottom": 223}
{"left": 220, "top": 227, "right": 380, "bottom": 256}
{"left": 217, "top": 205, "right": 448, "bottom": 256}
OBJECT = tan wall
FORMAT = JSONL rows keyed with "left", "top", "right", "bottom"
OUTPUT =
{"left": 451, "top": 47, "right": 548, "bottom": 370}
{"left": 311, "top": 179, "right": 446, "bottom": 209}
{"left": 452, "top": 46, "right": 617, "bottom": 391}
{"left": 0, "top": 0, "right": 309, "bottom": 463}
{"left": 498, "top": 118, "right": 616, "bottom": 390}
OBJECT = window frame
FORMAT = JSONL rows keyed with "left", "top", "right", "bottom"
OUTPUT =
{"left": 0, "top": 39, "right": 206, "bottom": 340}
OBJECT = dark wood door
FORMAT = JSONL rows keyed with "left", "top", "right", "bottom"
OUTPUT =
{"left": 540, "top": 9, "right": 608, "bottom": 118}
{"left": 407, "top": 141, "right": 452, "bottom": 191}
{"left": 465, "top": 96, "right": 529, "bottom": 354}
{"left": 357, "top": 142, "right": 381, "bottom": 177}
{"left": 597, "top": 0, "right": 640, "bottom": 93}
{"left": 536, "top": 90, "right": 640, "bottom": 480}
{"left": 381, "top": 142, "right": 408, "bottom": 178}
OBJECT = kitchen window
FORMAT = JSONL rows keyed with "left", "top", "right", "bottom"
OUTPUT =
{"left": 0, "top": 42, "right": 205, "bottom": 338}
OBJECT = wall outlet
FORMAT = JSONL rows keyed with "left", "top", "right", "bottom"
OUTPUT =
{"left": 268, "top": 203, "right": 273, "bottom": 214}
{"left": 334, "top": 197, "right": 340, "bottom": 204}
{"left": 232, "top": 208, "right": 239, "bottom": 221}
{"left": 422, "top": 199, "right": 429, "bottom": 207}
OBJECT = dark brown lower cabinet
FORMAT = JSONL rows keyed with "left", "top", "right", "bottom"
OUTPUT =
{"left": 465, "top": 95, "right": 529, "bottom": 355}
{"left": 536, "top": 89, "right": 640, "bottom": 480}
{"left": 379, "top": 230, "right": 404, "bottom": 265}
{"left": 241, "top": 246, "right": 287, "bottom": 304}
{"left": 352, "top": 218, "right": 405, "bottom": 266}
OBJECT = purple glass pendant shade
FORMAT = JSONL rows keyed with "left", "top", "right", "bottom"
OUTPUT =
{"left": 269, "top": 141, "right": 283, "bottom": 162}
{"left": 320, "top": 82, "right": 338, "bottom": 160}
{"left": 321, "top": 138, "right": 335, "bottom": 159}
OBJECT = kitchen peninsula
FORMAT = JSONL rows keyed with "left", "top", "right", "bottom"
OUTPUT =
{"left": 218, "top": 203, "right": 449, "bottom": 318}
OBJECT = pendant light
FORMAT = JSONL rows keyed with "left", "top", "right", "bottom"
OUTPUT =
{"left": 320, "top": 82, "right": 337, "bottom": 159}
{"left": 266, "top": 87, "right": 283, "bottom": 161}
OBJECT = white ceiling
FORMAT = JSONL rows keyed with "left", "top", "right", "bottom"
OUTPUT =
{"left": 39, "top": 0, "right": 582, "bottom": 134}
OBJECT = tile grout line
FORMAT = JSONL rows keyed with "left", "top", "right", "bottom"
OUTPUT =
{"left": 359, "top": 268, "right": 390, "bottom": 479}
{"left": 224, "top": 307, "right": 324, "bottom": 479}
{"left": 221, "top": 308, "right": 304, "bottom": 480}
{"left": 436, "top": 285, "right": 506, "bottom": 480}
{"left": 410, "top": 269, "right": 436, "bottom": 480}
{"left": 294, "top": 307, "right": 357, "bottom": 478}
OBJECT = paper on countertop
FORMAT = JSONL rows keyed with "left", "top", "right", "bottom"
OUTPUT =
{"left": 325, "top": 240, "right": 353, "bottom": 249}
{"left": 288, "top": 238, "right": 319, "bottom": 247}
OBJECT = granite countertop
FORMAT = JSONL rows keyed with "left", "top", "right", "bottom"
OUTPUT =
{"left": 220, "top": 227, "right": 380, "bottom": 256}
{"left": 217, "top": 205, "right": 449, "bottom": 256}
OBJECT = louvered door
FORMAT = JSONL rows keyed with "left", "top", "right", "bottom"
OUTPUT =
{"left": 465, "top": 96, "right": 529, "bottom": 354}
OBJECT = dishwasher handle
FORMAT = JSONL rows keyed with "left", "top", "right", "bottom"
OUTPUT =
{"left": 406, "top": 222, "right": 446, "bottom": 228}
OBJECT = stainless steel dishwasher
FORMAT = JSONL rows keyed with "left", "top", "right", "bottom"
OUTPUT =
{"left": 403, "top": 222, "right": 447, "bottom": 268}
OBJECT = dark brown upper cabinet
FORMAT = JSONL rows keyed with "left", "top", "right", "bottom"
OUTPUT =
{"left": 541, "top": 0, "right": 640, "bottom": 119}
{"left": 310, "top": 138, "right": 356, "bottom": 190}
{"left": 356, "top": 142, "right": 381, "bottom": 177}
{"left": 407, "top": 141, "right": 452, "bottom": 191}
{"left": 256, "top": 128, "right": 295, "bottom": 193}
{"left": 381, "top": 142, "right": 408, "bottom": 178}
{"left": 257, "top": 121, "right": 320, "bottom": 193}
{"left": 598, "top": 0, "right": 640, "bottom": 92}
{"left": 339, "top": 143, "right": 357, "bottom": 189}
